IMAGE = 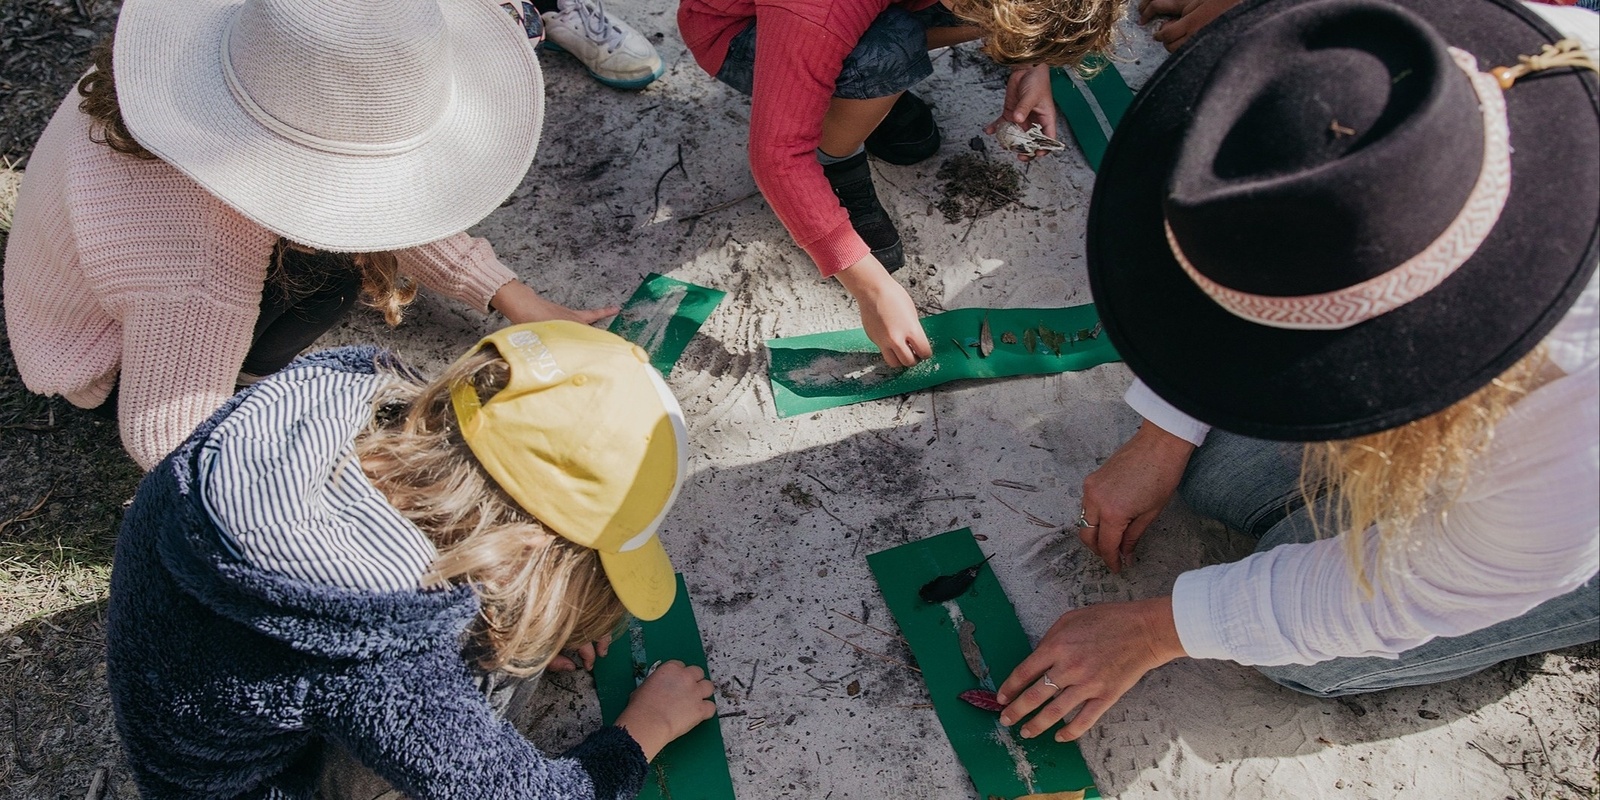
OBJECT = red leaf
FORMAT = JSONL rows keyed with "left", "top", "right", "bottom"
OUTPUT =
{"left": 959, "top": 689, "right": 1004, "bottom": 712}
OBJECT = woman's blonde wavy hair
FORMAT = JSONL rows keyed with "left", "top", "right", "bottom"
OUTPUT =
{"left": 1300, "top": 346, "right": 1550, "bottom": 595}
{"left": 356, "top": 348, "right": 627, "bottom": 676}
{"left": 949, "top": 0, "right": 1121, "bottom": 67}
{"left": 80, "top": 37, "right": 415, "bottom": 326}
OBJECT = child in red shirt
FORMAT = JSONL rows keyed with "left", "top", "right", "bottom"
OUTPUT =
{"left": 679, "top": 0, "right": 1121, "bottom": 366}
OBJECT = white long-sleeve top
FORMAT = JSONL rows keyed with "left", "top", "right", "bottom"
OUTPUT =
{"left": 1133, "top": 260, "right": 1598, "bottom": 665}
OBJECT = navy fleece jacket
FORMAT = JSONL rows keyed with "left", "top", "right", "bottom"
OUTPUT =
{"left": 106, "top": 347, "right": 649, "bottom": 799}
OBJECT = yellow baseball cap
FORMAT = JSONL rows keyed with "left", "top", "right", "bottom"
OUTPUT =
{"left": 449, "top": 321, "right": 686, "bottom": 620}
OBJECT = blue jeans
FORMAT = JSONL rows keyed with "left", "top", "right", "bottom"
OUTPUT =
{"left": 715, "top": 4, "right": 964, "bottom": 100}
{"left": 1177, "top": 430, "right": 1600, "bottom": 697}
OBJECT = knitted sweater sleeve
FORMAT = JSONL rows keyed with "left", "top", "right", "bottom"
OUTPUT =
{"left": 319, "top": 650, "right": 648, "bottom": 800}
{"left": 747, "top": 6, "right": 873, "bottom": 277}
{"left": 70, "top": 156, "right": 279, "bottom": 470}
{"left": 396, "top": 233, "right": 518, "bottom": 312}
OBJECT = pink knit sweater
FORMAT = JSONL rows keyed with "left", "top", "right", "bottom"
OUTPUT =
{"left": 3, "top": 98, "right": 518, "bottom": 470}
{"left": 678, "top": 0, "right": 936, "bottom": 277}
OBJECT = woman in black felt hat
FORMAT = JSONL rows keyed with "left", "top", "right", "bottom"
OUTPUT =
{"left": 993, "top": 0, "right": 1599, "bottom": 742}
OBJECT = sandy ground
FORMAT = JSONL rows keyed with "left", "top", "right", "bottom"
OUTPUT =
{"left": 1, "top": 0, "right": 1596, "bottom": 797}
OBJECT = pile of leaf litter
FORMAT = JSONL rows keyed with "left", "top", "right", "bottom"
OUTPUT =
{"left": 935, "top": 150, "right": 1024, "bottom": 224}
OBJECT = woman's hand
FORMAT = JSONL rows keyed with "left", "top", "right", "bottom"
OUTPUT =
{"left": 490, "top": 280, "right": 619, "bottom": 326}
{"left": 835, "top": 255, "right": 932, "bottom": 368}
{"left": 996, "top": 597, "right": 1185, "bottom": 741}
{"left": 984, "top": 64, "right": 1058, "bottom": 161}
{"left": 1079, "top": 421, "right": 1195, "bottom": 573}
{"left": 615, "top": 661, "right": 718, "bottom": 761}
{"left": 547, "top": 635, "right": 610, "bottom": 672}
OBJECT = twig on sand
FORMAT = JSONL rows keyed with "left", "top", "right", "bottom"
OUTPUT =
{"left": 0, "top": 488, "right": 54, "bottom": 536}
{"left": 991, "top": 479, "right": 1039, "bottom": 492}
{"left": 679, "top": 190, "right": 762, "bottom": 222}
{"left": 988, "top": 491, "right": 1058, "bottom": 528}
{"left": 651, "top": 143, "right": 688, "bottom": 217}
{"left": 813, "top": 626, "right": 921, "bottom": 674}
{"left": 827, "top": 607, "right": 904, "bottom": 643}
{"left": 83, "top": 767, "right": 108, "bottom": 800}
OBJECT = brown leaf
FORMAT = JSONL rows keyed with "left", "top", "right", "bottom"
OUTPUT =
{"left": 846, "top": 679, "right": 861, "bottom": 697}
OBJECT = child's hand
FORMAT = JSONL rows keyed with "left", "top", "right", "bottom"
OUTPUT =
{"left": 985, "top": 65, "right": 1058, "bottom": 162}
{"left": 614, "top": 661, "right": 718, "bottom": 761}
{"left": 548, "top": 634, "right": 611, "bottom": 672}
{"left": 835, "top": 256, "right": 933, "bottom": 368}
{"left": 490, "top": 280, "right": 620, "bottom": 326}
{"left": 1139, "top": 0, "right": 1239, "bottom": 51}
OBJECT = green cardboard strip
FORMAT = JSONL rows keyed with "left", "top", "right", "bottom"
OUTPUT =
{"left": 1051, "top": 57, "right": 1134, "bottom": 171}
{"left": 594, "top": 574, "right": 737, "bottom": 800}
{"left": 868, "top": 530, "right": 1100, "bottom": 800}
{"left": 766, "top": 305, "right": 1119, "bottom": 418}
{"left": 608, "top": 273, "right": 726, "bottom": 376}
{"left": 1079, "top": 55, "right": 1134, "bottom": 129}
{"left": 1051, "top": 67, "right": 1110, "bottom": 171}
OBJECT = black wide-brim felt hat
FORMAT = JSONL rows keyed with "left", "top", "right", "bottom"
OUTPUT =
{"left": 1087, "top": 0, "right": 1599, "bottom": 441}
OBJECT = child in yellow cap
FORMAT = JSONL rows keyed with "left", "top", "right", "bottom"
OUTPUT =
{"left": 105, "top": 321, "right": 713, "bottom": 799}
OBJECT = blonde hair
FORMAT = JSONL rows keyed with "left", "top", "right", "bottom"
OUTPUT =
{"left": 1301, "top": 347, "right": 1550, "bottom": 594}
{"left": 949, "top": 0, "right": 1121, "bottom": 68}
{"left": 356, "top": 348, "right": 627, "bottom": 675}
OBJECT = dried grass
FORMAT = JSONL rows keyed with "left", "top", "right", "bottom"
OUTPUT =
{"left": 0, "top": 160, "right": 20, "bottom": 234}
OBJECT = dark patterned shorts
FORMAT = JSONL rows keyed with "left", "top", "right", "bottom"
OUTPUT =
{"left": 715, "top": 4, "right": 965, "bottom": 100}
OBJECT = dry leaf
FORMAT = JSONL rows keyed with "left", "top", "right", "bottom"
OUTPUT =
{"left": 846, "top": 679, "right": 861, "bottom": 697}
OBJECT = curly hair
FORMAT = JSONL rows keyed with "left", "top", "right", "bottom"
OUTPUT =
{"left": 949, "top": 0, "right": 1123, "bottom": 67}
{"left": 356, "top": 348, "right": 627, "bottom": 676}
{"left": 77, "top": 37, "right": 156, "bottom": 160}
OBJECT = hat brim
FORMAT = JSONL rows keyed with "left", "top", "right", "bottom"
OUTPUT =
{"left": 113, "top": 0, "right": 543, "bottom": 253}
{"left": 1087, "top": 0, "right": 1599, "bottom": 441}
{"left": 599, "top": 536, "right": 677, "bottom": 621}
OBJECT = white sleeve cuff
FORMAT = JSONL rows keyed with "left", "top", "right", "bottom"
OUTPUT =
{"left": 1170, "top": 568, "right": 1233, "bottom": 661}
{"left": 1125, "top": 379, "right": 1212, "bottom": 446}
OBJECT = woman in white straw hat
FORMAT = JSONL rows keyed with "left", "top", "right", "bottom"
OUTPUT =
{"left": 3, "top": 0, "right": 616, "bottom": 471}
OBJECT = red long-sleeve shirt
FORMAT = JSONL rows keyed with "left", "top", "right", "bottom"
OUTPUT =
{"left": 678, "top": 0, "right": 937, "bottom": 277}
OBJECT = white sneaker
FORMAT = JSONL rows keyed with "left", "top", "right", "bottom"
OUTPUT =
{"left": 541, "top": 0, "right": 664, "bottom": 90}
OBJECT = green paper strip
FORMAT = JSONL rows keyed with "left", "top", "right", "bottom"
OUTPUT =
{"left": 1051, "top": 58, "right": 1133, "bottom": 171}
{"left": 868, "top": 530, "right": 1100, "bottom": 800}
{"left": 594, "top": 574, "right": 736, "bottom": 800}
{"left": 1080, "top": 55, "right": 1134, "bottom": 130}
{"left": 766, "top": 305, "right": 1119, "bottom": 418}
{"left": 608, "top": 273, "right": 726, "bottom": 376}
{"left": 1051, "top": 67, "right": 1110, "bottom": 171}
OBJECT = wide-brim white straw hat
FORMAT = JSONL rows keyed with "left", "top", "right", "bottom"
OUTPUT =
{"left": 113, "top": 0, "right": 543, "bottom": 253}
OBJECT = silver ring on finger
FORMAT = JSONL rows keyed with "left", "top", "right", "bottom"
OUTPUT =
{"left": 1041, "top": 672, "right": 1060, "bottom": 693}
{"left": 1077, "top": 510, "right": 1098, "bottom": 528}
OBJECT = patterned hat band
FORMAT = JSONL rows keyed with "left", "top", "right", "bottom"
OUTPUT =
{"left": 1167, "top": 47, "right": 1511, "bottom": 331}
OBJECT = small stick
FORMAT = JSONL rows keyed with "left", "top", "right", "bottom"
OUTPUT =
{"left": 813, "top": 626, "right": 921, "bottom": 674}
{"left": 1329, "top": 120, "right": 1357, "bottom": 137}
{"left": 746, "top": 658, "right": 761, "bottom": 700}
{"left": 83, "top": 767, "right": 108, "bottom": 800}
{"left": 828, "top": 608, "right": 905, "bottom": 643}
{"left": 991, "top": 479, "right": 1039, "bottom": 492}
{"left": 718, "top": 710, "right": 748, "bottom": 719}
{"left": 0, "top": 487, "right": 54, "bottom": 536}
{"left": 652, "top": 143, "right": 688, "bottom": 216}
{"left": 987, "top": 491, "right": 1058, "bottom": 528}
{"left": 913, "top": 493, "right": 978, "bottom": 503}
{"left": 949, "top": 338, "right": 970, "bottom": 359}
{"left": 679, "top": 190, "right": 762, "bottom": 222}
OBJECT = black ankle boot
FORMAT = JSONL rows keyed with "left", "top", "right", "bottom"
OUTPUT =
{"left": 865, "top": 92, "right": 941, "bottom": 166}
{"left": 822, "top": 150, "right": 904, "bottom": 273}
